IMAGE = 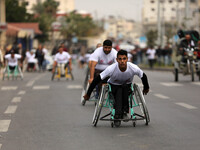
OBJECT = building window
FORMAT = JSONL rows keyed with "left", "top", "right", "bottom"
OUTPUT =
{"left": 151, "top": 0, "right": 155, "bottom": 3}
{"left": 169, "top": 0, "right": 173, "bottom": 3}
{"left": 171, "top": 8, "right": 175, "bottom": 11}
{"left": 190, "top": 0, "right": 196, "bottom": 3}
{"left": 151, "top": 8, "right": 155, "bottom": 11}
{"left": 178, "top": 0, "right": 182, "bottom": 2}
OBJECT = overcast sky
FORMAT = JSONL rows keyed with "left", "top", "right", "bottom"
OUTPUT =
{"left": 74, "top": 0, "right": 143, "bottom": 21}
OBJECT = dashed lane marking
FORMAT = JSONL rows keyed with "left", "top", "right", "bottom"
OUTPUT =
{"left": 26, "top": 80, "right": 35, "bottom": 87}
{"left": 0, "top": 120, "right": 11, "bottom": 132}
{"left": 160, "top": 82, "right": 183, "bottom": 87}
{"left": 33, "top": 86, "right": 50, "bottom": 90}
{"left": 0, "top": 144, "right": 2, "bottom": 149}
{"left": 4, "top": 106, "right": 18, "bottom": 114}
{"left": 176, "top": 103, "right": 197, "bottom": 109}
{"left": 67, "top": 85, "right": 82, "bottom": 89}
{"left": 26, "top": 74, "right": 46, "bottom": 87}
{"left": 18, "top": 91, "right": 26, "bottom": 95}
{"left": 154, "top": 94, "right": 170, "bottom": 99}
{"left": 1, "top": 86, "right": 18, "bottom": 91}
{"left": 11, "top": 97, "right": 21, "bottom": 103}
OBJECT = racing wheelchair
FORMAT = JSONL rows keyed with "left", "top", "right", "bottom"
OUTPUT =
{"left": 2, "top": 65, "right": 23, "bottom": 80}
{"left": 51, "top": 63, "right": 74, "bottom": 81}
{"left": 81, "top": 67, "right": 99, "bottom": 106}
{"left": 92, "top": 83, "right": 150, "bottom": 127}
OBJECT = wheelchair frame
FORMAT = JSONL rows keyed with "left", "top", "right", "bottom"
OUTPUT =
{"left": 51, "top": 63, "right": 74, "bottom": 81}
{"left": 2, "top": 65, "right": 23, "bottom": 80}
{"left": 81, "top": 67, "right": 98, "bottom": 105}
{"left": 92, "top": 83, "right": 150, "bottom": 127}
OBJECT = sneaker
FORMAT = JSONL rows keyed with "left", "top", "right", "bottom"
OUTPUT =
{"left": 123, "top": 113, "right": 129, "bottom": 122}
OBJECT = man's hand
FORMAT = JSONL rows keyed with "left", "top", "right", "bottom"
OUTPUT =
{"left": 83, "top": 94, "right": 90, "bottom": 101}
{"left": 143, "top": 89, "right": 149, "bottom": 95}
{"left": 88, "top": 78, "right": 93, "bottom": 84}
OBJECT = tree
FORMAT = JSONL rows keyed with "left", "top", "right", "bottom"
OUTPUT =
{"left": 146, "top": 30, "right": 158, "bottom": 47}
{"left": 32, "top": 0, "right": 59, "bottom": 42}
{"left": 6, "top": 0, "right": 33, "bottom": 22}
{"left": 61, "top": 11, "right": 104, "bottom": 40}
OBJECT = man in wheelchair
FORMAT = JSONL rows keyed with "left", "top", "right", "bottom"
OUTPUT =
{"left": 4, "top": 50, "right": 22, "bottom": 72}
{"left": 84, "top": 50, "right": 149, "bottom": 123}
{"left": 52, "top": 46, "right": 72, "bottom": 77}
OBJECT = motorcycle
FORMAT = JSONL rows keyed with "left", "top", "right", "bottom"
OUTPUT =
{"left": 174, "top": 47, "right": 199, "bottom": 82}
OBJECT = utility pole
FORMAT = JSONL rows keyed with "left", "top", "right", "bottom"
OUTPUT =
{"left": 161, "top": 2, "right": 165, "bottom": 47}
{"left": 0, "top": 0, "right": 6, "bottom": 51}
{"left": 157, "top": 0, "right": 161, "bottom": 46}
{"left": 185, "top": 0, "right": 190, "bottom": 30}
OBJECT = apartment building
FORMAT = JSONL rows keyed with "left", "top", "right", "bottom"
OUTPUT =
{"left": 142, "top": 0, "right": 199, "bottom": 32}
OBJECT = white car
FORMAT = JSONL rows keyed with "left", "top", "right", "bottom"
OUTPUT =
{"left": 45, "top": 53, "right": 54, "bottom": 71}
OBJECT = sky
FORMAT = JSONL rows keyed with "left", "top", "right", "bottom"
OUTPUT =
{"left": 74, "top": 0, "right": 144, "bottom": 22}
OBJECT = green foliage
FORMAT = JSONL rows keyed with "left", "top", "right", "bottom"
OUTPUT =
{"left": 146, "top": 30, "right": 158, "bottom": 47}
{"left": 6, "top": 0, "right": 33, "bottom": 22}
{"left": 32, "top": 0, "right": 59, "bottom": 42}
{"left": 61, "top": 12, "right": 103, "bottom": 40}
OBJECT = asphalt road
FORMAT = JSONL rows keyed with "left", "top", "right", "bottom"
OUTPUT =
{"left": 0, "top": 65, "right": 200, "bottom": 150}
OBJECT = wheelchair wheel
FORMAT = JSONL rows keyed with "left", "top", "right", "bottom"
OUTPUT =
{"left": 51, "top": 72, "right": 55, "bottom": 81}
{"left": 92, "top": 85, "right": 106, "bottom": 126}
{"left": 81, "top": 89, "right": 86, "bottom": 106}
{"left": 81, "top": 83, "right": 89, "bottom": 105}
{"left": 134, "top": 84, "right": 150, "bottom": 125}
{"left": 174, "top": 68, "right": 178, "bottom": 82}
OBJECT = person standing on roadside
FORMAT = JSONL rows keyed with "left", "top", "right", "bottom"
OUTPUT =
{"left": 146, "top": 45, "right": 156, "bottom": 69}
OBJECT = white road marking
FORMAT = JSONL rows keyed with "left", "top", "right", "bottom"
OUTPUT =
{"left": 26, "top": 80, "right": 35, "bottom": 87}
{"left": 11, "top": 97, "right": 21, "bottom": 103}
{"left": 1, "top": 86, "right": 18, "bottom": 91}
{"left": 33, "top": 86, "right": 50, "bottom": 90}
{"left": 176, "top": 103, "right": 197, "bottom": 109}
{"left": 154, "top": 94, "right": 170, "bottom": 99}
{"left": 26, "top": 74, "right": 46, "bottom": 87}
{"left": 0, "top": 120, "right": 11, "bottom": 132}
{"left": 192, "top": 82, "right": 200, "bottom": 86}
{"left": 4, "top": 105, "right": 18, "bottom": 114}
{"left": 67, "top": 85, "right": 82, "bottom": 89}
{"left": 18, "top": 90, "right": 26, "bottom": 95}
{"left": 0, "top": 144, "right": 2, "bottom": 149}
{"left": 160, "top": 82, "right": 183, "bottom": 87}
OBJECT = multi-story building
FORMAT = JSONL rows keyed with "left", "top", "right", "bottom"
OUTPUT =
{"left": 20, "top": 0, "right": 74, "bottom": 14}
{"left": 104, "top": 16, "right": 143, "bottom": 44}
{"left": 142, "top": 0, "right": 199, "bottom": 32}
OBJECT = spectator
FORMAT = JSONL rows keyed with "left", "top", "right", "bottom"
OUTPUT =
{"left": 156, "top": 45, "right": 162, "bottom": 66}
{"left": 35, "top": 44, "right": 44, "bottom": 72}
{"left": 146, "top": 46, "right": 156, "bottom": 69}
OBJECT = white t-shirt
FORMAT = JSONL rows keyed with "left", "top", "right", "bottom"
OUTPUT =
{"left": 5, "top": 54, "right": 21, "bottom": 66}
{"left": 89, "top": 47, "right": 117, "bottom": 70}
{"left": 84, "top": 53, "right": 91, "bottom": 63}
{"left": 26, "top": 52, "right": 37, "bottom": 63}
{"left": 42, "top": 48, "right": 48, "bottom": 59}
{"left": 54, "top": 52, "right": 71, "bottom": 64}
{"left": 146, "top": 49, "right": 156, "bottom": 60}
{"left": 100, "top": 62, "right": 143, "bottom": 85}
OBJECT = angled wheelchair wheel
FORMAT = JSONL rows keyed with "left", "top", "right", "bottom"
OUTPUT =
{"left": 134, "top": 84, "right": 150, "bottom": 125}
{"left": 81, "top": 89, "right": 86, "bottom": 106}
{"left": 51, "top": 72, "right": 55, "bottom": 81}
{"left": 81, "top": 83, "right": 89, "bottom": 105}
{"left": 92, "top": 85, "right": 106, "bottom": 126}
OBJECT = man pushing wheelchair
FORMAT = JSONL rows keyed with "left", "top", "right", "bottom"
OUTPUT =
{"left": 83, "top": 50, "right": 150, "bottom": 126}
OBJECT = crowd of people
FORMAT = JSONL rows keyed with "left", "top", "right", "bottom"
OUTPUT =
{"left": 0, "top": 43, "right": 49, "bottom": 76}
